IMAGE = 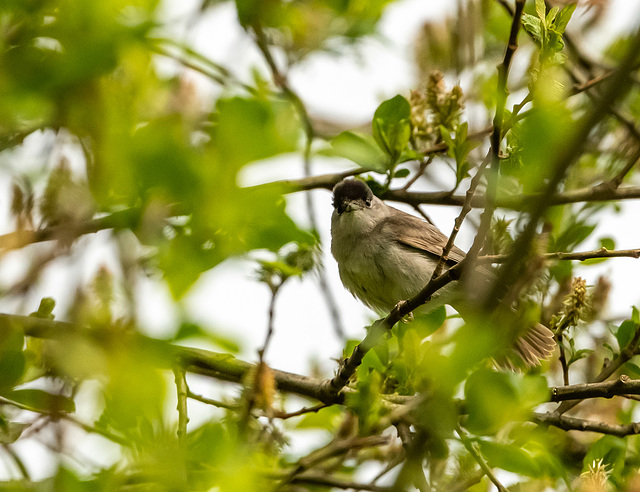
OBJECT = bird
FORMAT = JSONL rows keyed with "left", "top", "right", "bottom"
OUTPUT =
{"left": 330, "top": 178, "right": 555, "bottom": 368}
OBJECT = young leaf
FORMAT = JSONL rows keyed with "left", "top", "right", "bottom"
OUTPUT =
{"left": 522, "top": 14, "right": 543, "bottom": 46}
{"left": 327, "top": 131, "right": 388, "bottom": 172}
{"left": 372, "top": 95, "right": 412, "bottom": 166}
{"left": 555, "top": 3, "right": 577, "bottom": 33}
{"left": 535, "top": 0, "right": 546, "bottom": 21}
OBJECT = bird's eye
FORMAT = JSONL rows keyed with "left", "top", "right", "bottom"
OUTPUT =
{"left": 365, "top": 199, "right": 372, "bottom": 207}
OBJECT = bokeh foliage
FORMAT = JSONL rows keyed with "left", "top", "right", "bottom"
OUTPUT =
{"left": 1, "top": 0, "right": 640, "bottom": 490}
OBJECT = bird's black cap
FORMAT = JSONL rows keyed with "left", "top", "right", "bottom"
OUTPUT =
{"left": 332, "top": 179, "right": 373, "bottom": 214}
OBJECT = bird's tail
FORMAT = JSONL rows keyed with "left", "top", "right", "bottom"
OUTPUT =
{"left": 498, "top": 323, "right": 556, "bottom": 370}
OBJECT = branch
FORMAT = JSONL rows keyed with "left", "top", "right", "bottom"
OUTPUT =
{"left": 484, "top": 26, "right": 640, "bottom": 308}
{"left": 456, "top": 425, "right": 507, "bottom": 492}
{"left": 480, "top": 247, "right": 640, "bottom": 263}
{"left": 272, "top": 403, "right": 329, "bottom": 420}
{"left": 550, "top": 375, "right": 640, "bottom": 402}
{"left": 5, "top": 314, "right": 346, "bottom": 405}
{"left": 264, "top": 173, "right": 640, "bottom": 209}
{"left": 0, "top": 207, "right": 143, "bottom": 251}
{"left": 187, "top": 390, "right": 237, "bottom": 410}
{"left": 324, "top": 261, "right": 465, "bottom": 396}
{"left": 555, "top": 320, "right": 640, "bottom": 414}
{"left": 465, "top": 0, "right": 525, "bottom": 282}
{"left": 286, "top": 472, "right": 396, "bottom": 492}
{"left": 281, "top": 435, "right": 391, "bottom": 487}
{"left": 173, "top": 367, "right": 189, "bottom": 441}
{"left": 5, "top": 182, "right": 640, "bottom": 256}
{"left": 534, "top": 412, "right": 640, "bottom": 437}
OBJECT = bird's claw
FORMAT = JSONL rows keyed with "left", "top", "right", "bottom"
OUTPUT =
{"left": 394, "top": 300, "right": 414, "bottom": 323}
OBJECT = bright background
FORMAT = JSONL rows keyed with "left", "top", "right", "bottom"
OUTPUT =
{"left": 0, "top": 0, "right": 640, "bottom": 480}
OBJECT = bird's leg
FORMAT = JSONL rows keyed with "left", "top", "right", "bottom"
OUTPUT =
{"left": 393, "top": 300, "right": 414, "bottom": 323}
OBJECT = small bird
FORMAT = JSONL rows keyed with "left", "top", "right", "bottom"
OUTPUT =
{"left": 330, "top": 178, "right": 555, "bottom": 368}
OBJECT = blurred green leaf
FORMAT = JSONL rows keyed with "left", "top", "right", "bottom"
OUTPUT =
{"left": 296, "top": 405, "right": 343, "bottom": 430}
{"left": 413, "top": 305, "right": 447, "bottom": 339}
{"left": 478, "top": 440, "right": 542, "bottom": 478}
{"left": 7, "top": 388, "right": 75, "bottom": 413}
{"left": 465, "top": 369, "right": 547, "bottom": 435}
{"left": 615, "top": 320, "right": 637, "bottom": 351}
{"left": 0, "top": 422, "right": 29, "bottom": 445}
{"left": 465, "top": 369, "right": 518, "bottom": 435}
{"left": 326, "top": 131, "right": 388, "bottom": 172}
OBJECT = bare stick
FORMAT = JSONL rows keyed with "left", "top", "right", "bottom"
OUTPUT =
{"left": 173, "top": 367, "right": 189, "bottom": 441}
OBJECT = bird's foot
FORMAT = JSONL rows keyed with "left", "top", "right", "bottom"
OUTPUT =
{"left": 394, "top": 300, "right": 414, "bottom": 323}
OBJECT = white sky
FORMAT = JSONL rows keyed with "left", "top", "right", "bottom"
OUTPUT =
{"left": 0, "top": 0, "right": 640, "bottom": 481}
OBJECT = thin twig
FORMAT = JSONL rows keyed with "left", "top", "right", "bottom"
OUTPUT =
{"left": 252, "top": 24, "right": 346, "bottom": 341}
{"left": 431, "top": 150, "right": 492, "bottom": 281}
{"left": 456, "top": 425, "right": 507, "bottom": 492}
{"left": 285, "top": 472, "right": 396, "bottom": 492}
{"left": 604, "top": 146, "right": 640, "bottom": 189}
{"left": 1, "top": 445, "right": 30, "bottom": 481}
{"left": 280, "top": 435, "right": 391, "bottom": 488}
{"left": 467, "top": 0, "right": 526, "bottom": 278}
{"left": 173, "top": 367, "right": 189, "bottom": 441}
{"left": 485, "top": 27, "right": 640, "bottom": 309}
{"left": 272, "top": 403, "right": 329, "bottom": 419}
{"left": 479, "top": 247, "right": 640, "bottom": 263}
{"left": 187, "top": 390, "right": 237, "bottom": 410}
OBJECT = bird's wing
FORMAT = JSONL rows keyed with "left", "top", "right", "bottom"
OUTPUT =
{"left": 379, "top": 207, "right": 466, "bottom": 264}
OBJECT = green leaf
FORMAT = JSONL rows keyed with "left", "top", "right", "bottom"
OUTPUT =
{"left": 7, "top": 389, "right": 75, "bottom": 413}
{"left": 522, "top": 14, "right": 543, "bottom": 46}
{"left": 327, "top": 131, "right": 388, "bottom": 172}
{"left": 624, "top": 361, "right": 640, "bottom": 378}
{"left": 362, "top": 345, "right": 387, "bottom": 373}
{"left": 465, "top": 369, "right": 518, "bottom": 435}
{"left": 413, "top": 306, "right": 447, "bottom": 338}
{"left": 214, "top": 97, "right": 300, "bottom": 168}
{"left": 633, "top": 306, "right": 640, "bottom": 324}
{"left": 172, "top": 323, "right": 239, "bottom": 352}
{"left": 0, "top": 351, "right": 25, "bottom": 391}
{"left": 343, "top": 339, "right": 360, "bottom": 359}
{"left": 440, "top": 123, "right": 479, "bottom": 185}
{"left": 568, "top": 348, "right": 593, "bottom": 365}
{"left": 346, "top": 371, "right": 383, "bottom": 435}
{"left": 0, "top": 422, "right": 28, "bottom": 444}
{"left": 545, "top": 6, "right": 559, "bottom": 26}
{"left": 394, "top": 168, "right": 410, "bottom": 178}
{"left": 372, "top": 95, "right": 411, "bottom": 166}
{"left": 535, "top": 0, "right": 546, "bottom": 21}
{"left": 555, "top": 3, "right": 577, "bottom": 33}
{"left": 478, "top": 440, "right": 541, "bottom": 478}
{"left": 173, "top": 322, "right": 209, "bottom": 341}
{"left": 615, "top": 320, "right": 636, "bottom": 350}
{"left": 599, "top": 237, "right": 616, "bottom": 251}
